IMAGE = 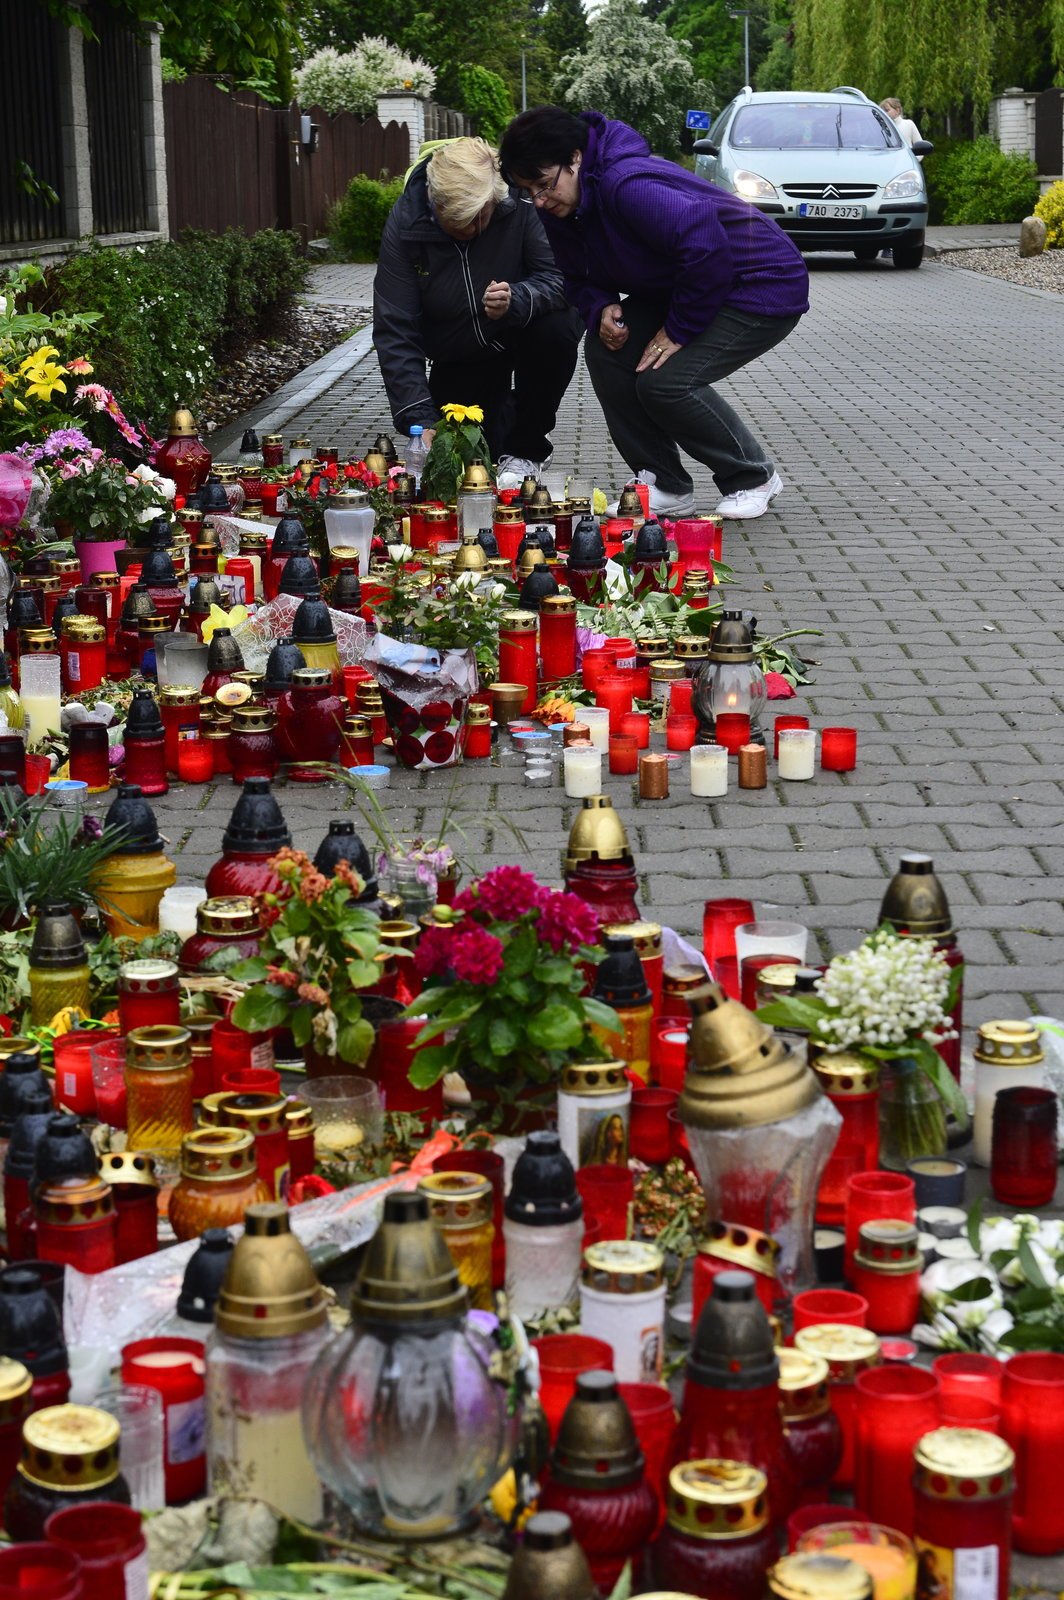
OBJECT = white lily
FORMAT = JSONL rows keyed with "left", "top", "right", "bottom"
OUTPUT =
{"left": 979, "top": 1309, "right": 1015, "bottom": 1353}
{"left": 920, "top": 1259, "right": 992, "bottom": 1307}
{"left": 944, "top": 1286, "right": 1003, "bottom": 1330}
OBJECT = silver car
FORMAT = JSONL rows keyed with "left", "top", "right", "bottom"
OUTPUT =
{"left": 694, "top": 87, "right": 932, "bottom": 268}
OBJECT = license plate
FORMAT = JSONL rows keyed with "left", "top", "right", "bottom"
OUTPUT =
{"left": 797, "top": 202, "right": 866, "bottom": 219}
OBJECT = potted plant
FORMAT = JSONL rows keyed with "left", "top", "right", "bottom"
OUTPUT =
{"left": 405, "top": 864, "right": 619, "bottom": 1130}
{"left": 420, "top": 402, "right": 491, "bottom": 505}
{"left": 0, "top": 787, "right": 131, "bottom": 930}
{"left": 364, "top": 560, "right": 509, "bottom": 771}
{"left": 41, "top": 450, "right": 174, "bottom": 579}
{"left": 228, "top": 846, "right": 385, "bottom": 1078}
{"left": 757, "top": 924, "right": 967, "bottom": 1167}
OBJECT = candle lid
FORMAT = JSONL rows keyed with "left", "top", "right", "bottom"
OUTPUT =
{"left": 687, "top": 1272, "right": 779, "bottom": 1390}
{"left": 754, "top": 962, "right": 801, "bottom": 1002}
{"left": 505, "top": 1131, "right": 581, "bottom": 1228}
{"left": 913, "top": 1427, "right": 1014, "bottom": 1498}
{"left": 90, "top": 570, "right": 122, "bottom": 586}
{"left": 179, "top": 1126, "right": 257, "bottom": 1182}
{"left": 196, "top": 896, "right": 260, "bottom": 936}
{"left": 28, "top": 904, "right": 86, "bottom": 971}
{"left": 215, "top": 1202, "right": 327, "bottom": 1338}
{"left": 118, "top": 958, "right": 180, "bottom": 995}
{"left": 33, "top": 1170, "right": 115, "bottom": 1227}
{"left": 663, "top": 964, "right": 708, "bottom": 995}
{"left": 285, "top": 1102, "right": 314, "bottom": 1139}
{"left": 501, "top": 609, "right": 537, "bottom": 633}
{"left": 809, "top": 1047, "right": 880, "bottom": 1096}
{"left": 0, "top": 1358, "right": 32, "bottom": 1425}
{"left": 648, "top": 658, "right": 686, "bottom": 680}
{"left": 672, "top": 634, "right": 710, "bottom": 659}
{"left": 777, "top": 1350, "right": 831, "bottom": 1419}
{"left": 973, "top": 1019, "right": 1043, "bottom": 1065}
{"left": 602, "top": 920, "right": 662, "bottom": 959}
{"left": 878, "top": 853, "right": 953, "bottom": 937}
{"left": 98, "top": 1151, "right": 159, "bottom": 1190}
{"left": 854, "top": 1218, "right": 920, "bottom": 1274}
{"left": 582, "top": 1239, "right": 664, "bottom": 1292}
{"left": 61, "top": 617, "right": 105, "bottom": 641}
{"left": 125, "top": 1024, "right": 192, "bottom": 1071}
{"left": 20, "top": 1405, "right": 122, "bottom": 1491}
{"left": 678, "top": 980, "right": 820, "bottom": 1131}
{"left": 231, "top": 705, "right": 276, "bottom": 732}
{"left": 19, "top": 628, "right": 58, "bottom": 651}
{"left": 563, "top": 795, "right": 633, "bottom": 871}
{"left": 377, "top": 919, "right": 420, "bottom": 949}
{"left": 793, "top": 1323, "right": 881, "bottom": 1381}
{"left": 559, "top": 1060, "right": 629, "bottom": 1097}
{"left": 541, "top": 593, "right": 576, "bottom": 614}
{"left": 218, "top": 1092, "right": 287, "bottom": 1136}
{"left": 769, "top": 1555, "right": 873, "bottom": 1599}
{"left": 699, "top": 1219, "right": 780, "bottom": 1279}
{"left": 502, "top": 1510, "right": 596, "bottom": 1600}
{"left": 665, "top": 1459, "right": 769, "bottom": 1540}
{"left": 708, "top": 610, "right": 755, "bottom": 665}
{"left": 551, "top": 1370, "right": 644, "bottom": 1489}
{"left": 417, "top": 1170, "right": 493, "bottom": 1229}
{"left": 350, "top": 1190, "right": 467, "bottom": 1325}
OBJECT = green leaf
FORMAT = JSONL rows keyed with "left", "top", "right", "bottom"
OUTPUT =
{"left": 537, "top": 956, "right": 577, "bottom": 985}
{"left": 1012, "top": 1284, "right": 1055, "bottom": 1313}
{"left": 907, "top": 1040, "right": 970, "bottom": 1130}
{"left": 581, "top": 996, "right": 623, "bottom": 1034}
{"left": 1000, "top": 1322, "right": 1064, "bottom": 1351}
{"left": 607, "top": 1563, "right": 633, "bottom": 1600}
{"left": 336, "top": 1018, "right": 374, "bottom": 1064}
{"left": 408, "top": 1042, "right": 454, "bottom": 1089}
{"left": 230, "top": 957, "right": 269, "bottom": 982}
{"left": 344, "top": 958, "right": 380, "bottom": 989}
{"left": 231, "top": 986, "right": 291, "bottom": 1031}
{"left": 948, "top": 1276, "right": 995, "bottom": 1302}
{"left": 290, "top": 1008, "right": 312, "bottom": 1047}
{"left": 503, "top": 922, "right": 538, "bottom": 977}
{"left": 756, "top": 996, "right": 831, "bottom": 1033}
{"left": 488, "top": 1015, "right": 521, "bottom": 1055}
{"left": 527, "top": 1002, "right": 584, "bottom": 1051}
{"left": 966, "top": 1195, "right": 984, "bottom": 1256}
{"left": 1018, "top": 1234, "right": 1051, "bottom": 1291}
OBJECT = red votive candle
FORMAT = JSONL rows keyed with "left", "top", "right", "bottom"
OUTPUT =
{"left": 46, "top": 1502, "right": 146, "bottom": 1600}
{"left": 669, "top": 678, "right": 694, "bottom": 718}
{"left": 575, "top": 1163, "right": 634, "bottom": 1241}
{"left": 0, "top": 1544, "right": 83, "bottom": 1600}
{"left": 740, "top": 952, "right": 799, "bottom": 1011}
{"left": 937, "top": 1391, "right": 1001, "bottom": 1432}
{"left": 370, "top": 1017, "right": 445, "bottom": 1127}
{"left": 774, "top": 713, "right": 810, "bottom": 758}
{"left": 117, "top": 961, "right": 180, "bottom": 1034}
{"left": 176, "top": 736, "right": 213, "bottom": 783}
{"left": 933, "top": 1352, "right": 1003, "bottom": 1407}
{"left": 853, "top": 1363, "right": 939, "bottom": 1534}
{"left": 991, "top": 1085, "right": 1058, "bottom": 1206}
{"left": 596, "top": 674, "right": 634, "bottom": 733}
{"left": 820, "top": 726, "right": 858, "bottom": 772}
{"left": 532, "top": 1333, "right": 614, "bottom": 1438}
{"left": 619, "top": 710, "right": 650, "bottom": 749}
{"left": 608, "top": 733, "right": 638, "bottom": 774}
{"left": 844, "top": 1170, "right": 916, "bottom": 1279}
{"left": 1001, "top": 1351, "right": 1064, "bottom": 1554}
{"left": 53, "top": 1030, "right": 116, "bottom": 1116}
{"left": 792, "top": 1289, "right": 869, "bottom": 1332}
{"left": 665, "top": 713, "right": 698, "bottom": 751}
{"left": 581, "top": 649, "right": 612, "bottom": 692}
{"left": 629, "top": 1087, "right": 678, "bottom": 1164}
{"left": 713, "top": 712, "right": 750, "bottom": 754}
{"left": 219, "top": 1066, "right": 282, "bottom": 1096}
{"left": 618, "top": 1381, "right": 676, "bottom": 1512}
{"left": 651, "top": 1022, "right": 689, "bottom": 1093}
{"left": 850, "top": 1219, "right": 921, "bottom": 1335}
{"left": 68, "top": 723, "right": 111, "bottom": 792}
{"left": 121, "top": 1336, "right": 206, "bottom": 1504}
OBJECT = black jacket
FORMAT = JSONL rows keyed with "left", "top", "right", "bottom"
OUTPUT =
{"left": 372, "top": 159, "right": 569, "bottom": 434}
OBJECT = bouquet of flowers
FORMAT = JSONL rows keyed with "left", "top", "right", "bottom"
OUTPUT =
{"left": 39, "top": 446, "right": 174, "bottom": 541}
{"left": 406, "top": 865, "right": 618, "bottom": 1101}
{"left": 285, "top": 456, "right": 398, "bottom": 558}
{"left": 917, "top": 1209, "right": 1064, "bottom": 1355}
{"left": 758, "top": 925, "right": 966, "bottom": 1163}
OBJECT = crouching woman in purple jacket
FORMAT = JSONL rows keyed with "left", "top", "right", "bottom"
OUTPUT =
{"left": 499, "top": 107, "right": 809, "bottom": 520}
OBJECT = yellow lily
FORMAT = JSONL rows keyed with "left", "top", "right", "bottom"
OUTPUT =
{"left": 22, "top": 362, "right": 68, "bottom": 402}
{"left": 18, "top": 345, "right": 61, "bottom": 373}
{"left": 200, "top": 601, "right": 248, "bottom": 642}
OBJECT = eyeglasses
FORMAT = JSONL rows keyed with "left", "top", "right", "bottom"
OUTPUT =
{"left": 520, "top": 166, "right": 563, "bottom": 205}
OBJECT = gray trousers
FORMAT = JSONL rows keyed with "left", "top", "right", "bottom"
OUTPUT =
{"left": 583, "top": 296, "right": 801, "bottom": 496}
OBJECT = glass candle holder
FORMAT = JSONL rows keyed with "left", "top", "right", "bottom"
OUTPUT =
{"left": 579, "top": 1239, "right": 666, "bottom": 1384}
{"left": 793, "top": 1289, "right": 869, "bottom": 1332}
{"left": 532, "top": 1332, "right": 614, "bottom": 1437}
{"left": 121, "top": 1337, "right": 206, "bottom": 1505}
{"left": 581, "top": 706, "right": 611, "bottom": 752}
{"left": 933, "top": 1352, "right": 1003, "bottom": 1408}
{"left": 666, "top": 713, "right": 698, "bottom": 751}
{"left": 778, "top": 727, "right": 817, "bottom": 780}
{"left": 793, "top": 1324, "right": 882, "bottom": 1492}
{"left": 596, "top": 675, "right": 634, "bottom": 734}
{"left": 176, "top": 736, "right": 213, "bottom": 784}
{"left": 629, "top": 1087, "right": 678, "bottom": 1165}
{"left": 773, "top": 714, "right": 810, "bottom": 759}
{"left": 991, "top": 1086, "right": 1058, "bottom": 1206}
{"left": 795, "top": 1520, "right": 916, "bottom": 1600}
{"left": 563, "top": 746, "right": 602, "bottom": 797}
{"left": 433, "top": 1148, "right": 505, "bottom": 1290}
{"left": 158, "top": 885, "right": 207, "bottom": 941}
{"left": 300, "top": 1075, "right": 384, "bottom": 1172}
{"left": 44, "top": 1502, "right": 147, "bottom": 1600}
{"left": 20, "top": 655, "right": 62, "bottom": 748}
{"left": 90, "top": 1037, "right": 128, "bottom": 1130}
{"left": 574, "top": 1164, "right": 633, "bottom": 1242}
{"left": 1001, "top": 1351, "right": 1064, "bottom": 1554}
{"left": 735, "top": 922, "right": 807, "bottom": 1009}
{"left": 608, "top": 733, "right": 638, "bottom": 775}
{"left": 820, "top": 727, "right": 857, "bottom": 772}
{"left": 844, "top": 1171, "right": 916, "bottom": 1279}
{"left": 690, "top": 743, "right": 728, "bottom": 797}
{"left": 853, "top": 1364, "right": 939, "bottom": 1535}
{"left": 937, "top": 1391, "right": 1001, "bottom": 1432}
{"left": 702, "top": 897, "right": 754, "bottom": 993}
{"left": 713, "top": 711, "right": 750, "bottom": 753}
{"left": 67, "top": 724, "right": 110, "bottom": 792}
{"left": 619, "top": 710, "right": 650, "bottom": 749}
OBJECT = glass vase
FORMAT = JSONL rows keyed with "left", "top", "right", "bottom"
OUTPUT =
{"left": 380, "top": 854, "right": 438, "bottom": 920}
{"left": 878, "top": 1059, "right": 948, "bottom": 1170}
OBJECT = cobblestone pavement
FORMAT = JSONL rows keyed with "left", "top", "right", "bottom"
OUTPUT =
{"left": 194, "top": 252, "right": 1064, "bottom": 1034}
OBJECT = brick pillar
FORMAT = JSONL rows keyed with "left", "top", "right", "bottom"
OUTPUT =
{"left": 58, "top": 24, "right": 93, "bottom": 237}
{"left": 376, "top": 91, "right": 426, "bottom": 165}
{"left": 141, "top": 23, "right": 168, "bottom": 237}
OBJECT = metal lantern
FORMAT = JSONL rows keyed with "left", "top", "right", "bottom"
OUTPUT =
{"left": 692, "top": 610, "right": 767, "bottom": 737}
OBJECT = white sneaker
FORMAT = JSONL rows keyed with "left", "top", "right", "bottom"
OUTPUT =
{"left": 606, "top": 485, "right": 696, "bottom": 517}
{"left": 496, "top": 452, "right": 554, "bottom": 481}
{"left": 714, "top": 471, "right": 783, "bottom": 519}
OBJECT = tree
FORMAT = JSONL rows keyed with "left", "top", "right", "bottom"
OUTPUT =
{"left": 553, "top": 0, "right": 715, "bottom": 156}
{"left": 542, "top": 0, "right": 590, "bottom": 60}
{"left": 660, "top": 0, "right": 771, "bottom": 105}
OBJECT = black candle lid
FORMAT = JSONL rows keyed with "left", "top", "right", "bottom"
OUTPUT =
{"left": 504, "top": 1131, "right": 582, "bottom": 1228}
{"left": 219, "top": 777, "right": 292, "bottom": 856}
{"left": 591, "top": 933, "right": 651, "bottom": 1008}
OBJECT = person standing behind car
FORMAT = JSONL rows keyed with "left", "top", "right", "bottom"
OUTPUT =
{"left": 880, "top": 98, "right": 924, "bottom": 156}
{"left": 372, "top": 137, "right": 582, "bottom": 479}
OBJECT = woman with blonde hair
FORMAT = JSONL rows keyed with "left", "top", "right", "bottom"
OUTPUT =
{"left": 373, "top": 136, "right": 581, "bottom": 478}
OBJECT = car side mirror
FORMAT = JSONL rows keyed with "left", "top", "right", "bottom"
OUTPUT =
{"left": 912, "top": 139, "right": 934, "bottom": 155}
{"left": 692, "top": 138, "right": 720, "bottom": 156}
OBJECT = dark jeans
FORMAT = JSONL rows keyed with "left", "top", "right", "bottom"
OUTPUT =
{"left": 429, "top": 307, "right": 582, "bottom": 461}
{"left": 583, "top": 296, "right": 801, "bottom": 495}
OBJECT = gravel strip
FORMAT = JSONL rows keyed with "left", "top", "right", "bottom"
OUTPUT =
{"left": 941, "top": 245, "right": 1064, "bottom": 294}
{"left": 199, "top": 302, "right": 364, "bottom": 436}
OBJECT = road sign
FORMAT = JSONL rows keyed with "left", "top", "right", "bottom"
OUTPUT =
{"left": 686, "top": 109, "right": 711, "bottom": 130}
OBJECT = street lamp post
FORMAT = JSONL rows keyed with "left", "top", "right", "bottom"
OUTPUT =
{"left": 728, "top": 7, "right": 752, "bottom": 87}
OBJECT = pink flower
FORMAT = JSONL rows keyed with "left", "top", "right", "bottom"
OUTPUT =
{"left": 450, "top": 927, "right": 505, "bottom": 985}
{"left": 475, "top": 865, "right": 548, "bottom": 922}
{"left": 536, "top": 890, "right": 600, "bottom": 953}
{"left": 414, "top": 925, "right": 456, "bottom": 980}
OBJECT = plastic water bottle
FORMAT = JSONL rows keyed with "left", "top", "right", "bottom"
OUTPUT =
{"left": 405, "top": 425, "right": 427, "bottom": 491}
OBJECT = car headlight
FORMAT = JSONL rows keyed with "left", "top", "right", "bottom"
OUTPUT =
{"left": 883, "top": 169, "right": 923, "bottom": 200}
{"left": 733, "top": 169, "right": 779, "bottom": 200}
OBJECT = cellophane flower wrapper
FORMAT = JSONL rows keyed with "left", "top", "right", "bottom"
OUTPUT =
{"left": 229, "top": 593, "right": 368, "bottom": 673}
{"left": 364, "top": 630, "right": 477, "bottom": 771}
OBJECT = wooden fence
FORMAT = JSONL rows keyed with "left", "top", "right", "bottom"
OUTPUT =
{"left": 164, "top": 77, "right": 410, "bottom": 242}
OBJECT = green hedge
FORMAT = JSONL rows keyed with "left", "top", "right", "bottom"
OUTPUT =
{"left": 923, "top": 138, "right": 1039, "bottom": 226}
{"left": 328, "top": 174, "right": 404, "bottom": 262}
{"left": 48, "top": 229, "right": 307, "bottom": 435}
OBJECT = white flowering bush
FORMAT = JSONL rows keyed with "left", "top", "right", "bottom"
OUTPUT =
{"left": 295, "top": 39, "right": 436, "bottom": 117}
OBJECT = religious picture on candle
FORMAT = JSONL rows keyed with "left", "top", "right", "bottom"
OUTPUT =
{"left": 579, "top": 1110, "right": 629, "bottom": 1168}
{"left": 915, "top": 1541, "right": 960, "bottom": 1600}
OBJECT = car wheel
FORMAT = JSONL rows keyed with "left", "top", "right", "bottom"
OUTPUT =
{"left": 892, "top": 243, "right": 924, "bottom": 269}
{"left": 853, "top": 246, "right": 878, "bottom": 261}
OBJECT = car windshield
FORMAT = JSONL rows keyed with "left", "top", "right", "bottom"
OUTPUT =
{"left": 730, "top": 103, "right": 900, "bottom": 150}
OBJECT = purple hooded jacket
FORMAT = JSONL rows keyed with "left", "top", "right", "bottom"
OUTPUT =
{"left": 540, "top": 111, "right": 810, "bottom": 345}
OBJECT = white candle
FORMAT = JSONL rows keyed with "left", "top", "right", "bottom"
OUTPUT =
{"left": 158, "top": 885, "right": 207, "bottom": 941}
{"left": 777, "top": 727, "right": 817, "bottom": 780}
{"left": 563, "top": 747, "right": 603, "bottom": 797}
{"left": 690, "top": 744, "right": 728, "bottom": 797}
{"left": 20, "top": 655, "right": 62, "bottom": 747}
{"left": 582, "top": 706, "right": 611, "bottom": 752}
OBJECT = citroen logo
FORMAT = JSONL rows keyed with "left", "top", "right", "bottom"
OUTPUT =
{"left": 822, "top": 185, "right": 840, "bottom": 199}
